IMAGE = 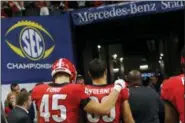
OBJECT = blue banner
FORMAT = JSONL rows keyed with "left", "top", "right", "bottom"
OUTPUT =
{"left": 72, "top": 1, "right": 185, "bottom": 25}
{"left": 2, "top": 13, "right": 75, "bottom": 84}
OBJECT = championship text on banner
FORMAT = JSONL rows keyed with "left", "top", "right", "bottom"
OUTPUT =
{"left": 2, "top": 13, "right": 75, "bottom": 84}
{"left": 72, "top": 1, "right": 185, "bottom": 25}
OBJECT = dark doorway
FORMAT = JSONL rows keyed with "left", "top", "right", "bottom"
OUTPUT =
{"left": 73, "top": 10, "right": 184, "bottom": 84}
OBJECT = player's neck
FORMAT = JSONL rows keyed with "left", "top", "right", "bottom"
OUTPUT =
{"left": 92, "top": 78, "right": 107, "bottom": 85}
{"left": 55, "top": 76, "right": 70, "bottom": 84}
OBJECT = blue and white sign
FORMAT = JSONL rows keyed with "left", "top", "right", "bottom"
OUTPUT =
{"left": 2, "top": 13, "right": 75, "bottom": 84}
{"left": 72, "top": 1, "right": 185, "bottom": 25}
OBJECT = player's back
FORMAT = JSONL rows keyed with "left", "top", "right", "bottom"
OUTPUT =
{"left": 32, "top": 83, "right": 89, "bottom": 123}
{"left": 161, "top": 74, "right": 184, "bottom": 123}
{"left": 85, "top": 84, "right": 127, "bottom": 123}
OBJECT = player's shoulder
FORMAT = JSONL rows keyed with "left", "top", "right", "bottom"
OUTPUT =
{"left": 68, "top": 83, "right": 85, "bottom": 87}
{"left": 120, "top": 87, "right": 129, "bottom": 100}
{"left": 32, "top": 83, "right": 49, "bottom": 100}
{"left": 162, "top": 74, "right": 184, "bottom": 90}
{"left": 161, "top": 78, "right": 171, "bottom": 88}
{"left": 120, "top": 87, "right": 129, "bottom": 93}
{"left": 163, "top": 74, "right": 183, "bottom": 86}
{"left": 170, "top": 74, "right": 184, "bottom": 81}
{"left": 66, "top": 83, "right": 86, "bottom": 91}
{"left": 32, "top": 83, "right": 48, "bottom": 92}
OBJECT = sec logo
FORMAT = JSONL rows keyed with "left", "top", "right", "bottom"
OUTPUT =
{"left": 5, "top": 20, "right": 55, "bottom": 61}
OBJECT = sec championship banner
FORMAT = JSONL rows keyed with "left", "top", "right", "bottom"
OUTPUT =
{"left": 2, "top": 14, "right": 75, "bottom": 84}
{"left": 72, "top": 1, "right": 184, "bottom": 25}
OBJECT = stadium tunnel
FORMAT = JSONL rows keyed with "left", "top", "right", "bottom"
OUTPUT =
{"left": 73, "top": 8, "right": 184, "bottom": 84}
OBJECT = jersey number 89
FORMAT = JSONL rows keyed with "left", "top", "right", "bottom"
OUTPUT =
{"left": 40, "top": 94, "right": 67, "bottom": 122}
{"left": 87, "top": 96, "right": 116, "bottom": 122}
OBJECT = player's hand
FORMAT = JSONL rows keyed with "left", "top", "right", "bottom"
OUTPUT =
{"left": 114, "top": 79, "right": 126, "bottom": 92}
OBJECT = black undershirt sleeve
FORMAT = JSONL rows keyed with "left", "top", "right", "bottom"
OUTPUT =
{"left": 80, "top": 98, "right": 91, "bottom": 109}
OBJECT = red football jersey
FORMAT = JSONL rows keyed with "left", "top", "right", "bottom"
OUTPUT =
{"left": 161, "top": 74, "right": 184, "bottom": 123}
{"left": 32, "top": 83, "right": 90, "bottom": 123}
{"left": 85, "top": 84, "right": 129, "bottom": 123}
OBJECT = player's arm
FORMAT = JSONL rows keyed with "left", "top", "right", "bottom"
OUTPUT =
{"left": 84, "top": 79, "right": 125, "bottom": 115}
{"left": 164, "top": 101, "right": 179, "bottom": 123}
{"left": 122, "top": 100, "right": 135, "bottom": 123}
{"left": 84, "top": 89, "right": 119, "bottom": 115}
{"left": 160, "top": 80, "right": 179, "bottom": 123}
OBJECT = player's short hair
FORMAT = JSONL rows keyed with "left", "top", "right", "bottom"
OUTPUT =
{"left": 10, "top": 83, "right": 19, "bottom": 91}
{"left": 88, "top": 59, "right": 106, "bottom": 79}
{"left": 16, "top": 92, "right": 30, "bottom": 106}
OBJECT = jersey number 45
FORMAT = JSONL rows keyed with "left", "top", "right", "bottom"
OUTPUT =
{"left": 40, "top": 94, "right": 67, "bottom": 122}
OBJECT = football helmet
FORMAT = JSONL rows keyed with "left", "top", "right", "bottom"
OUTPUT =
{"left": 51, "top": 58, "right": 77, "bottom": 83}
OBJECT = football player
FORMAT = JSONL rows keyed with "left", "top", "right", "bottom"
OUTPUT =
{"left": 85, "top": 59, "right": 134, "bottom": 123}
{"left": 32, "top": 58, "right": 126, "bottom": 123}
{"left": 161, "top": 46, "right": 185, "bottom": 123}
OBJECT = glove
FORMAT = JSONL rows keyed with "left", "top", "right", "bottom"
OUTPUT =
{"left": 114, "top": 79, "right": 126, "bottom": 92}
